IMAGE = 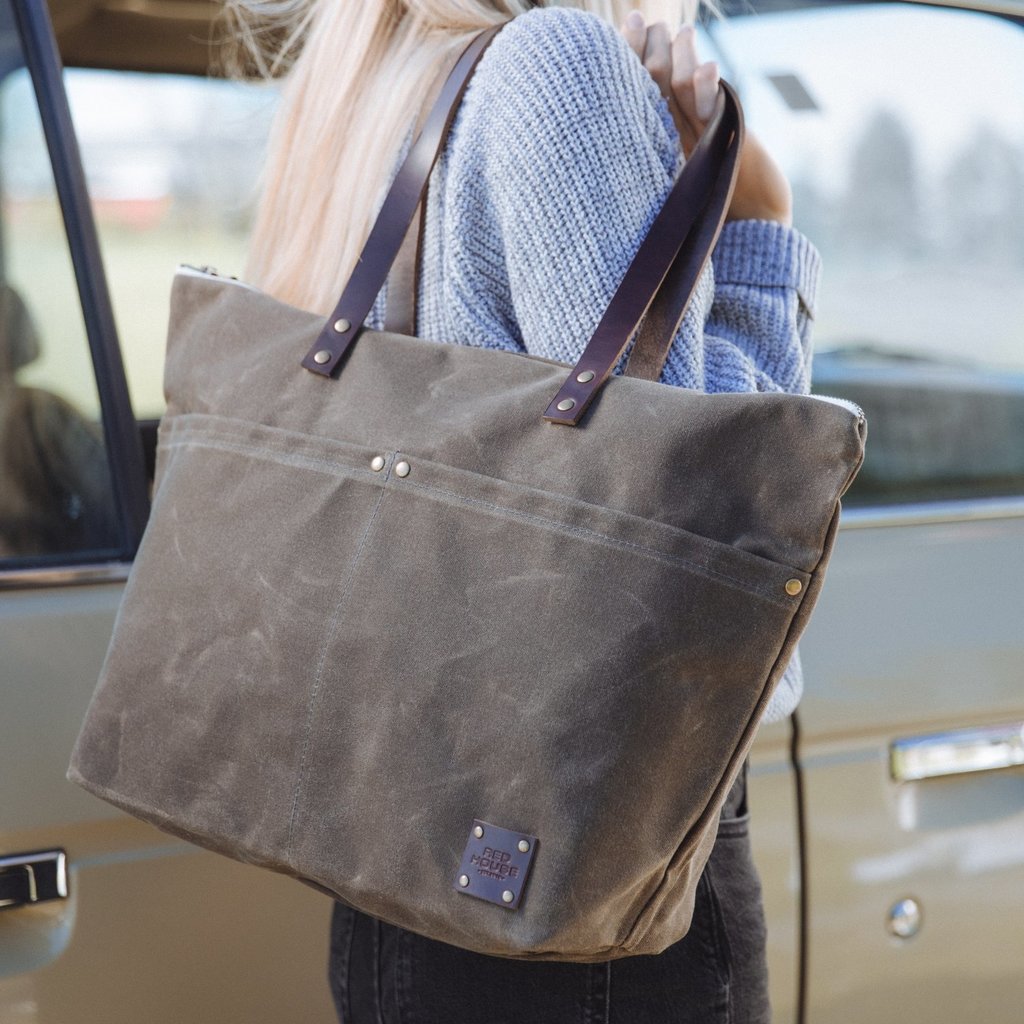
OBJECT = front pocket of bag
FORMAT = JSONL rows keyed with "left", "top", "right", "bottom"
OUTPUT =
{"left": 287, "top": 449, "right": 809, "bottom": 956}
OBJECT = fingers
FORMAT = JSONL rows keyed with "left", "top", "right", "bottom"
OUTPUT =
{"left": 694, "top": 62, "right": 719, "bottom": 122}
{"left": 671, "top": 24, "right": 699, "bottom": 87}
{"left": 620, "top": 15, "right": 791, "bottom": 223}
{"left": 620, "top": 14, "right": 720, "bottom": 155}
{"left": 621, "top": 13, "right": 674, "bottom": 103}
{"left": 671, "top": 26, "right": 719, "bottom": 127}
{"left": 621, "top": 9, "right": 645, "bottom": 60}
{"left": 621, "top": 14, "right": 690, "bottom": 151}
{"left": 641, "top": 21, "right": 673, "bottom": 101}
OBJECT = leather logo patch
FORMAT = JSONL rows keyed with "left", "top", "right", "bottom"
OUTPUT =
{"left": 454, "top": 819, "right": 538, "bottom": 910}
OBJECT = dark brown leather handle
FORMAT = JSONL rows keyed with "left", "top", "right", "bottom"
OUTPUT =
{"left": 382, "top": 52, "right": 460, "bottom": 336}
{"left": 543, "top": 82, "right": 743, "bottom": 423}
{"left": 301, "top": 25, "right": 504, "bottom": 377}
{"left": 622, "top": 87, "right": 743, "bottom": 383}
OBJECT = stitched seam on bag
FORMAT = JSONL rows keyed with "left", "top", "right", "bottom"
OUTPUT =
{"left": 400, "top": 478, "right": 791, "bottom": 604}
{"left": 167, "top": 412, "right": 808, "bottom": 580}
{"left": 394, "top": 449, "right": 793, "bottom": 577}
{"left": 159, "top": 438, "right": 379, "bottom": 480}
{"left": 285, "top": 470, "right": 391, "bottom": 865}
{"left": 163, "top": 416, "right": 808, "bottom": 582}
{"left": 157, "top": 436, "right": 796, "bottom": 602}
{"left": 166, "top": 412, "right": 377, "bottom": 462}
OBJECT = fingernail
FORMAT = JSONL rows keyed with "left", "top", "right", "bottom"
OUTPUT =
{"left": 626, "top": 10, "right": 644, "bottom": 29}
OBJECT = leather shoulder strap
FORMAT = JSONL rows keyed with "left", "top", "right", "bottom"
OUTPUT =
{"left": 382, "top": 204, "right": 424, "bottom": 337}
{"left": 542, "top": 82, "right": 743, "bottom": 422}
{"left": 383, "top": 53, "right": 458, "bottom": 336}
{"left": 622, "top": 96, "right": 742, "bottom": 382}
{"left": 302, "top": 25, "right": 504, "bottom": 377}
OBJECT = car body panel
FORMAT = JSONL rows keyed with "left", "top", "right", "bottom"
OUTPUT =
{"left": 797, "top": 510, "right": 1024, "bottom": 1020}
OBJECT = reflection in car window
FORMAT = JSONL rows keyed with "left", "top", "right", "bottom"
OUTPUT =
{"left": 708, "top": 4, "right": 1024, "bottom": 505}
{"left": 66, "top": 71, "right": 279, "bottom": 421}
{"left": 0, "top": 60, "right": 118, "bottom": 561}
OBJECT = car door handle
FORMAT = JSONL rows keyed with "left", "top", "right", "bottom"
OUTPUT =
{"left": 0, "top": 850, "right": 68, "bottom": 910}
{"left": 890, "top": 723, "right": 1024, "bottom": 783}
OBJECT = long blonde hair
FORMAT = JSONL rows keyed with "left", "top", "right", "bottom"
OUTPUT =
{"left": 231, "top": 1, "right": 698, "bottom": 314}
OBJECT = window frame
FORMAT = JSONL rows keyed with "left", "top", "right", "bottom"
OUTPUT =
{"left": 1, "top": 0, "right": 149, "bottom": 585}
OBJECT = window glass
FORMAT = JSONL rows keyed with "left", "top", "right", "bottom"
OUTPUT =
{"left": 0, "top": 60, "right": 118, "bottom": 561}
{"left": 66, "top": 70, "right": 279, "bottom": 420}
{"left": 708, "top": 4, "right": 1024, "bottom": 505}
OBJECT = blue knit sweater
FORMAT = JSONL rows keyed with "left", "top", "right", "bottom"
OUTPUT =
{"left": 369, "top": 7, "right": 821, "bottom": 723}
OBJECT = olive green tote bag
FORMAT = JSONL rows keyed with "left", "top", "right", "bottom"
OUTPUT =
{"left": 68, "top": 26, "right": 865, "bottom": 962}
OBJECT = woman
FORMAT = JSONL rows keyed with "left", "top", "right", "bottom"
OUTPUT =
{"left": 236, "top": 1, "right": 817, "bottom": 1020}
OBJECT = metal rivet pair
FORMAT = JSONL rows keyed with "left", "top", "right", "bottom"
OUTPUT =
{"left": 370, "top": 456, "right": 410, "bottom": 478}
{"left": 311, "top": 319, "right": 352, "bottom": 364}
{"left": 555, "top": 370, "right": 597, "bottom": 412}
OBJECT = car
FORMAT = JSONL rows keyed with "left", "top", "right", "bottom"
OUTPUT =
{"left": 1, "top": 0, "right": 1022, "bottom": 1019}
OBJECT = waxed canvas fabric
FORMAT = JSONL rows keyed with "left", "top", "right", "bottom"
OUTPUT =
{"left": 68, "top": 269, "right": 864, "bottom": 961}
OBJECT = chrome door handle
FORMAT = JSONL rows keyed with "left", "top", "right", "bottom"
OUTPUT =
{"left": 0, "top": 850, "right": 68, "bottom": 910}
{"left": 890, "top": 723, "right": 1024, "bottom": 783}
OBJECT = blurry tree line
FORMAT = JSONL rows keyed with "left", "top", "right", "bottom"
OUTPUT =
{"left": 791, "top": 107, "right": 1024, "bottom": 266}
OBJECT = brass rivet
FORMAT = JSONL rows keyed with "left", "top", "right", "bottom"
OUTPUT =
{"left": 458, "top": 874, "right": 470, "bottom": 888}
{"left": 395, "top": 460, "right": 411, "bottom": 478}
{"left": 556, "top": 398, "right": 576, "bottom": 412}
{"left": 502, "top": 890, "right": 514, "bottom": 904}
{"left": 472, "top": 825, "right": 484, "bottom": 838}
{"left": 333, "top": 318, "right": 351, "bottom": 334}
{"left": 785, "top": 579, "right": 803, "bottom": 596}
{"left": 576, "top": 370, "right": 595, "bottom": 384}
{"left": 313, "top": 349, "right": 332, "bottom": 365}
{"left": 370, "top": 456, "right": 385, "bottom": 472}
{"left": 518, "top": 840, "right": 530, "bottom": 853}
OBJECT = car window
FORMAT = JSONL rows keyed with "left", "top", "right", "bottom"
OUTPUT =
{"left": 65, "top": 70, "right": 279, "bottom": 421}
{"left": 707, "top": 3, "right": 1024, "bottom": 506}
{"left": 0, "top": 52, "right": 119, "bottom": 562}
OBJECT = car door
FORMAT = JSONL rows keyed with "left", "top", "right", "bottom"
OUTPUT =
{"left": 0, "top": 0, "right": 335, "bottom": 1019}
{"left": 717, "top": 2, "right": 1024, "bottom": 1020}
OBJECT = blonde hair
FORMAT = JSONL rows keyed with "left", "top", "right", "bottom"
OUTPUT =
{"left": 230, "top": 1, "right": 700, "bottom": 315}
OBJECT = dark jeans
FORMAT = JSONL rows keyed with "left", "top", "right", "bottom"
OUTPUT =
{"left": 328, "top": 769, "right": 769, "bottom": 1024}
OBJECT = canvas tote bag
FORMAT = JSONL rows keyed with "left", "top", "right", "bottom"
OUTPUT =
{"left": 68, "top": 24, "right": 865, "bottom": 962}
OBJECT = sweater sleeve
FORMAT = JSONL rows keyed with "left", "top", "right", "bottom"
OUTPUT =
{"left": 439, "top": 6, "right": 821, "bottom": 398}
{"left": 706, "top": 218, "right": 821, "bottom": 395}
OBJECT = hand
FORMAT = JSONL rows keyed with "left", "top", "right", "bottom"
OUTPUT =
{"left": 620, "top": 13, "right": 793, "bottom": 226}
